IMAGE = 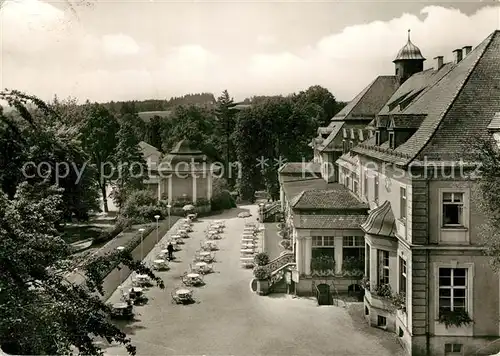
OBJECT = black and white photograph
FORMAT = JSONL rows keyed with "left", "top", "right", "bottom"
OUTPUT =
{"left": 1, "top": 1, "right": 500, "bottom": 355}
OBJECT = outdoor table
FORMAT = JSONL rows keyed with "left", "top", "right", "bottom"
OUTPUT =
{"left": 171, "top": 234, "right": 181, "bottom": 239}
{"left": 129, "top": 287, "right": 143, "bottom": 293}
{"left": 136, "top": 274, "right": 149, "bottom": 280}
{"left": 195, "top": 262, "right": 207, "bottom": 268}
{"left": 160, "top": 249, "right": 169, "bottom": 255}
{"left": 113, "top": 302, "right": 129, "bottom": 310}
{"left": 241, "top": 249, "right": 254, "bottom": 253}
{"left": 242, "top": 238, "right": 255, "bottom": 242}
{"left": 187, "top": 273, "right": 200, "bottom": 279}
{"left": 178, "top": 229, "right": 186, "bottom": 233}
{"left": 208, "top": 230, "right": 218, "bottom": 234}
{"left": 199, "top": 251, "right": 210, "bottom": 256}
{"left": 154, "top": 259, "right": 166, "bottom": 265}
{"left": 176, "top": 289, "right": 191, "bottom": 296}
{"left": 242, "top": 243, "right": 255, "bottom": 247}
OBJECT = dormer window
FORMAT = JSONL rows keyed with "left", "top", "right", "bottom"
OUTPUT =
{"left": 342, "top": 140, "right": 348, "bottom": 154}
{"left": 375, "top": 131, "right": 381, "bottom": 145}
{"left": 349, "top": 140, "right": 354, "bottom": 151}
{"left": 389, "top": 132, "right": 395, "bottom": 149}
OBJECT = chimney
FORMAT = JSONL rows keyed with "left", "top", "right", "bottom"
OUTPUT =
{"left": 462, "top": 46, "right": 472, "bottom": 56}
{"left": 434, "top": 56, "right": 444, "bottom": 70}
{"left": 453, "top": 48, "right": 463, "bottom": 63}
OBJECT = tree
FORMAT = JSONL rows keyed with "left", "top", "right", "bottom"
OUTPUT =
{"left": 294, "top": 85, "right": 341, "bottom": 127}
{"left": 0, "top": 181, "right": 163, "bottom": 355}
{"left": 80, "top": 103, "right": 120, "bottom": 213}
{"left": 471, "top": 137, "right": 500, "bottom": 270}
{"left": 0, "top": 90, "right": 99, "bottom": 221}
{"left": 111, "top": 117, "right": 147, "bottom": 209}
{"left": 215, "top": 90, "right": 238, "bottom": 187}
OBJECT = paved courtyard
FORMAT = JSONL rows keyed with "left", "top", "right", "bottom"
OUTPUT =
{"left": 102, "top": 205, "right": 404, "bottom": 356}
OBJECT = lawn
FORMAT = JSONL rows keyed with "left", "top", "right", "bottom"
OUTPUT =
{"left": 62, "top": 224, "right": 114, "bottom": 244}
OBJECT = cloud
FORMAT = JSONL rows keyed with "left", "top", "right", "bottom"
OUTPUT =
{"left": 246, "top": 5, "right": 500, "bottom": 100}
{"left": 1, "top": 1, "right": 499, "bottom": 102}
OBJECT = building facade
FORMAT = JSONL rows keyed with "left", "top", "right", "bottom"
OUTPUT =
{"left": 277, "top": 30, "right": 500, "bottom": 355}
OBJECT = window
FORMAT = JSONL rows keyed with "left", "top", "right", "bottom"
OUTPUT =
{"left": 353, "top": 180, "right": 359, "bottom": 195}
{"left": 364, "top": 170, "right": 369, "bottom": 198}
{"left": 445, "top": 344, "right": 463, "bottom": 355}
{"left": 374, "top": 175, "right": 379, "bottom": 203}
{"left": 400, "top": 187, "right": 407, "bottom": 220}
{"left": 438, "top": 268, "right": 467, "bottom": 312}
{"left": 377, "top": 315, "right": 387, "bottom": 327}
{"left": 375, "top": 131, "right": 381, "bottom": 145}
{"left": 442, "top": 192, "right": 464, "bottom": 227}
{"left": 346, "top": 175, "right": 351, "bottom": 190}
{"left": 343, "top": 236, "right": 364, "bottom": 260}
{"left": 312, "top": 236, "right": 335, "bottom": 260}
{"left": 349, "top": 140, "right": 354, "bottom": 151}
{"left": 389, "top": 132, "right": 395, "bottom": 149}
{"left": 342, "top": 140, "right": 348, "bottom": 154}
{"left": 365, "top": 244, "right": 371, "bottom": 280}
{"left": 312, "top": 236, "right": 335, "bottom": 247}
{"left": 399, "top": 258, "right": 407, "bottom": 309}
{"left": 378, "top": 250, "right": 390, "bottom": 285}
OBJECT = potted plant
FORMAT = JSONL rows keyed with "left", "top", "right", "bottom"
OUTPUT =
{"left": 253, "top": 266, "right": 271, "bottom": 295}
{"left": 311, "top": 255, "right": 335, "bottom": 276}
{"left": 438, "top": 308, "right": 473, "bottom": 328}
{"left": 374, "top": 283, "right": 392, "bottom": 298}
{"left": 391, "top": 292, "right": 406, "bottom": 312}
{"left": 254, "top": 252, "right": 270, "bottom": 266}
{"left": 342, "top": 256, "right": 364, "bottom": 277}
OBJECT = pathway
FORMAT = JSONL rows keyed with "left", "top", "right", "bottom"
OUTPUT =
{"left": 102, "top": 205, "right": 403, "bottom": 356}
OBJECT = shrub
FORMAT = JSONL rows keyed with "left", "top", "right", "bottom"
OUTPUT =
{"left": 253, "top": 266, "right": 270, "bottom": 280}
{"left": 311, "top": 255, "right": 335, "bottom": 271}
{"left": 211, "top": 190, "right": 236, "bottom": 211}
{"left": 438, "top": 308, "right": 473, "bottom": 328}
{"left": 122, "top": 190, "right": 157, "bottom": 219}
{"left": 254, "top": 252, "right": 270, "bottom": 266}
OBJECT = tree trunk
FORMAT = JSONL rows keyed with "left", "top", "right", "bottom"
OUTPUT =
{"left": 100, "top": 180, "right": 109, "bottom": 213}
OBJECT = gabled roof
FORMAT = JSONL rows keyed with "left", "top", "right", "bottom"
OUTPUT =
{"left": 332, "top": 76, "right": 399, "bottom": 121}
{"left": 316, "top": 121, "right": 344, "bottom": 152}
{"left": 389, "top": 115, "right": 426, "bottom": 129}
{"left": 360, "top": 200, "right": 396, "bottom": 237}
{"left": 353, "top": 30, "right": 500, "bottom": 165}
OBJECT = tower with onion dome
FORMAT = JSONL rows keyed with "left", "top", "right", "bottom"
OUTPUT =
{"left": 393, "top": 29, "right": 426, "bottom": 84}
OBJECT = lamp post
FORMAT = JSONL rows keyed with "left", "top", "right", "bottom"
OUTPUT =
{"left": 138, "top": 228, "right": 145, "bottom": 261}
{"left": 166, "top": 204, "right": 171, "bottom": 229}
{"left": 154, "top": 215, "right": 160, "bottom": 244}
{"left": 116, "top": 245, "right": 125, "bottom": 285}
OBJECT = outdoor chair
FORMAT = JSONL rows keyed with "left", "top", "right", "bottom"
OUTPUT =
{"left": 181, "top": 271, "right": 205, "bottom": 287}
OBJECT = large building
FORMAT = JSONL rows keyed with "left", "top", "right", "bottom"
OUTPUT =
{"left": 275, "top": 30, "right": 500, "bottom": 355}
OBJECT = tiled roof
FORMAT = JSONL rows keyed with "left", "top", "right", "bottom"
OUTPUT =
{"left": 332, "top": 76, "right": 399, "bottom": 121}
{"left": 361, "top": 200, "right": 396, "bottom": 237}
{"left": 291, "top": 185, "right": 368, "bottom": 211}
{"left": 390, "top": 115, "right": 426, "bottom": 129}
{"left": 353, "top": 30, "right": 500, "bottom": 165}
{"left": 317, "top": 122, "right": 344, "bottom": 152}
{"left": 295, "top": 214, "right": 367, "bottom": 230}
{"left": 281, "top": 178, "right": 334, "bottom": 199}
{"left": 278, "top": 162, "right": 321, "bottom": 175}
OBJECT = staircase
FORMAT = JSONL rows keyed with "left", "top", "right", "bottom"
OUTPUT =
{"left": 264, "top": 252, "right": 296, "bottom": 291}
{"left": 311, "top": 279, "right": 347, "bottom": 307}
{"left": 262, "top": 202, "right": 281, "bottom": 222}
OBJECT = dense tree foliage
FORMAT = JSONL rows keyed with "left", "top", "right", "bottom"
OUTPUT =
{"left": 0, "top": 91, "right": 163, "bottom": 355}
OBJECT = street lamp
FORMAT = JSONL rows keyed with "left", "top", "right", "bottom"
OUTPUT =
{"left": 154, "top": 215, "right": 160, "bottom": 244}
{"left": 116, "top": 246, "right": 125, "bottom": 285}
{"left": 138, "top": 228, "right": 145, "bottom": 260}
{"left": 166, "top": 204, "right": 172, "bottom": 229}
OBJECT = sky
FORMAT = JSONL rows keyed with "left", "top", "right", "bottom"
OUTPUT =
{"left": 1, "top": 0, "right": 500, "bottom": 103}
